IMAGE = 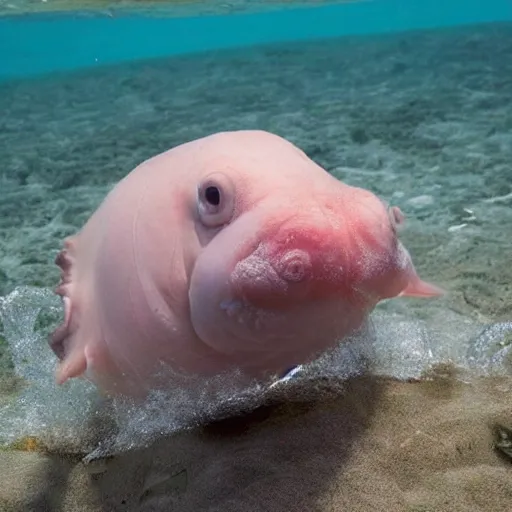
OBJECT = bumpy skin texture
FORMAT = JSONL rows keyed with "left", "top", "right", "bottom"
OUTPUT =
{"left": 50, "top": 130, "right": 442, "bottom": 398}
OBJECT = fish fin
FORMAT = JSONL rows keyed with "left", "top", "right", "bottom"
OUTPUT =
{"left": 55, "top": 347, "right": 87, "bottom": 384}
{"left": 399, "top": 277, "right": 444, "bottom": 298}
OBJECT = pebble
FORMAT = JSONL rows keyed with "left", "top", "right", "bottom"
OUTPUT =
{"left": 406, "top": 195, "right": 435, "bottom": 208}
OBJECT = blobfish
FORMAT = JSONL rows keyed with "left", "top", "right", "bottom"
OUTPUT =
{"left": 50, "top": 130, "right": 443, "bottom": 398}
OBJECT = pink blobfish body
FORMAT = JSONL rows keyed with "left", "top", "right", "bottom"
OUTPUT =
{"left": 50, "top": 130, "right": 442, "bottom": 398}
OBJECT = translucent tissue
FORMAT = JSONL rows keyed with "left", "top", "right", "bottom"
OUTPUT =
{"left": 0, "top": 286, "right": 511, "bottom": 459}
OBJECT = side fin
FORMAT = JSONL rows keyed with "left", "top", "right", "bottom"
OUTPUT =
{"left": 399, "top": 276, "right": 445, "bottom": 298}
{"left": 55, "top": 346, "right": 87, "bottom": 384}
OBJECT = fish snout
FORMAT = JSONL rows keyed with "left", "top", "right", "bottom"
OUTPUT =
{"left": 230, "top": 245, "right": 312, "bottom": 306}
{"left": 273, "top": 248, "right": 313, "bottom": 284}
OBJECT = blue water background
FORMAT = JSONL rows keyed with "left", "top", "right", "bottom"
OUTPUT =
{"left": 1, "top": 0, "right": 512, "bottom": 81}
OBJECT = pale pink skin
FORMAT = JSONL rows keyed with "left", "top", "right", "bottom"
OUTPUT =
{"left": 50, "top": 130, "right": 443, "bottom": 398}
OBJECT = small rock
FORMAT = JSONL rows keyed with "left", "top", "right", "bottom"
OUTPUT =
{"left": 406, "top": 195, "right": 435, "bottom": 208}
{"left": 448, "top": 223, "right": 468, "bottom": 232}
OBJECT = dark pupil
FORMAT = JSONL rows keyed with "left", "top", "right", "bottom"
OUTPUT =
{"left": 205, "top": 186, "right": 220, "bottom": 206}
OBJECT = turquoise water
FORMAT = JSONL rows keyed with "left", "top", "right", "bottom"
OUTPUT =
{"left": 1, "top": 1, "right": 512, "bottom": 509}
{"left": 1, "top": 0, "right": 512, "bottom": 80}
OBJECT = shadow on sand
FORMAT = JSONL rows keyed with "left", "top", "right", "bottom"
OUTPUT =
{"left": 1, "top": 374, "right": 383, "bottom": 511}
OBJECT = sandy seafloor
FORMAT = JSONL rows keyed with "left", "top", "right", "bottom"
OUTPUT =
{"left": 0, "top": 20, "right": 512, "bottom": 512}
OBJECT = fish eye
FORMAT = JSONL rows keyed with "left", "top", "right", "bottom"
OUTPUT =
{"left": 197, "top": 173, "right": 235, "bottom": 228}
{"left": 204, "top": 186, "right": 220, "bottom": 206}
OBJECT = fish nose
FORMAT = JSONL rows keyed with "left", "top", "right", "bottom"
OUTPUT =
{"left": 274, "top": 248, "right": 313, "bottom": 284}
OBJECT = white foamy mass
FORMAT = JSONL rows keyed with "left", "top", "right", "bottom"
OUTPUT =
{"left": 0, "top": 286, "right": 510, "bottom": 460}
